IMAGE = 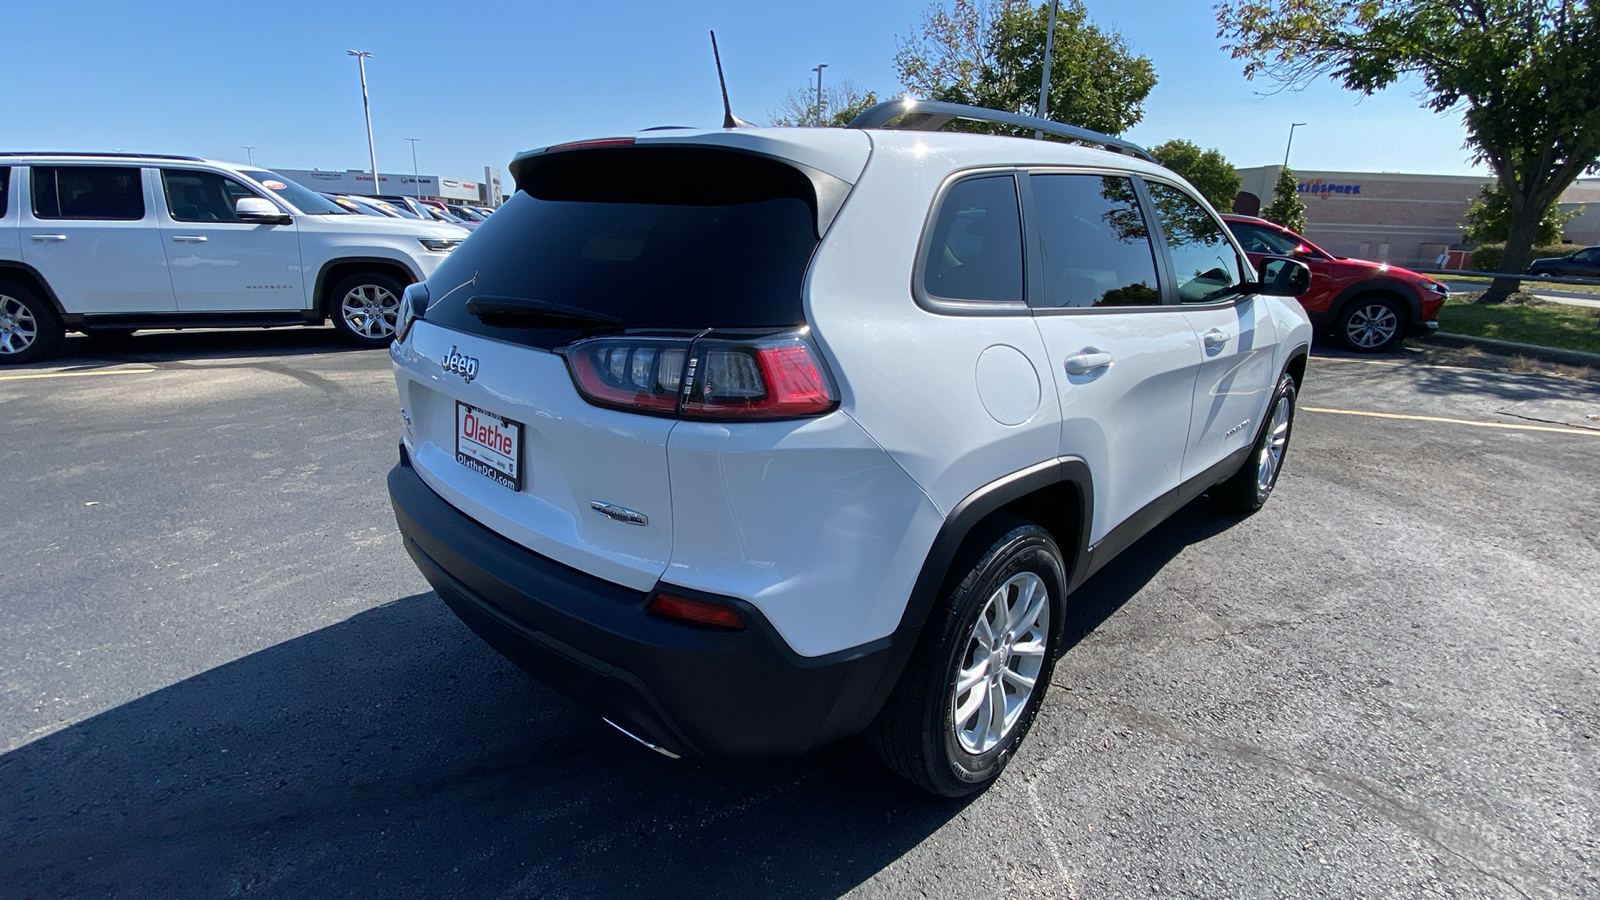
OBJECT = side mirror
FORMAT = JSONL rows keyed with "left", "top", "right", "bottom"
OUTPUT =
{"left": 1254, "top": 256, "right": 1312, "bottom": 297}
{"left": 236, "top": 197, "right": 291, "bottom": 224}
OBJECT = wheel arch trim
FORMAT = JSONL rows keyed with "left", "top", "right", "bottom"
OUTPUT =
{"left": 0, "top": 261, "right": 70, "bottom": 320}
{"left": 313, "top": 256, "right": 422, "bottom": 318}
{"left": 896, "top": 457, "right": 1093, "bottom": 637}
{"left": 1330, "top": 279, "right": 1422, "bottom": 326}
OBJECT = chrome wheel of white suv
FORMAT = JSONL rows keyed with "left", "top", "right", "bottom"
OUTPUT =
{"left": 329, "top": 272, "right": 407, "bottom": 347}
{"left": 0, "top": 294, "right": 39, "bottom": 356}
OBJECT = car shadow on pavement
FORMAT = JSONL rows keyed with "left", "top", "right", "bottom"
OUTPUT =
{"left": 0, "top": 592, "right": 965, "bottom": 899}
{"left": 1057, "top": 498, "right": 1239, "bottom": 655}
{"left": 39, "top": 328, "right": 368, "bottom": 367}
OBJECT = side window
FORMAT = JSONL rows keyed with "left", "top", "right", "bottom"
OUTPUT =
{"left": 1030, "top": 174, "right": 1162, "bottom": 308}
{"left": 0, "top": 167, "right": 10, "bottom": 217}
{"left": 1230, "top": 222, "right": 1300, "bottom": 256}
{"left": 1146, "top": 183, "right": 1242, "bottom": 303}
{"left": 922, "top": 174, "right": 1025, "bottom": 303}
{"left": 31, "top": 166, "right": 145, "bottom": 221}
{"left": 160, "top": 169, "right": 260, "bottom": 223}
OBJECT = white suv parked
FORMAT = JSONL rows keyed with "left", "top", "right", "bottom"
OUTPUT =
{"left": 387, "top": 102, "right": 1314, "bottom": 796}
{"left": 0, "top": 153, "right": 465, "bottom": 363}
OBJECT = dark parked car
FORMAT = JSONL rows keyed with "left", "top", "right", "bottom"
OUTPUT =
{"left": 1527, "top": 246, "right": 1600, "bottom": 278}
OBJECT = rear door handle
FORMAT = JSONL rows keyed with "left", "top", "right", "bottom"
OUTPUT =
{"left": 170, "top": 235, "right": 207, "bottom": 242}
{"left": 30, "top": 234, "right": 67, "bottom": 242}
{"left": 1063, "top": 352, "right": 1114, "bottom": 375}
{"left": 1203, "top": 329, "right": 1231, "bottom": 349}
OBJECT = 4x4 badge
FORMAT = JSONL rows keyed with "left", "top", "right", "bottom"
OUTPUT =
{"left": 442, "top": 346, "right": 479, "bottom": 383}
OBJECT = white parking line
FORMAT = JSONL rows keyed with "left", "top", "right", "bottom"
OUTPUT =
{"left": 0, "top": 366, "right": 156, "bottom": 382}
{"left": 1302, "top": 406, "right": 1600, "bottom": 437}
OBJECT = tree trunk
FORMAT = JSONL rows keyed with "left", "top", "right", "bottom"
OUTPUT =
{"left": 1484, "top": 202, "right": 1542, "bottom": 304}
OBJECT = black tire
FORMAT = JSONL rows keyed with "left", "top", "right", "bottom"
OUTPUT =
{"left": 867, "top": 517, "right": 1066, "bottom": 797}
{"left": 328, "top": 271, "right": 407, "bottom": 348}
{"left": 1214, "top": 372, "right": 1297, "bottom": 514}
{"left": 1335, "top": 293, "right": 1407, "bottom": 352}
{"left": 0, "top": 280, "right": 65, "bottom": 366}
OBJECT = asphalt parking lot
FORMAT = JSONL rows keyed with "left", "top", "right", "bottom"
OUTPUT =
{"left": 2, "top": 330, "right": 1597, "bottom": 899}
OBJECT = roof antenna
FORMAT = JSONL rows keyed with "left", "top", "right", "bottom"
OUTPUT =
{"left": 710, "top": 31, "right": 752, "bottom": 128}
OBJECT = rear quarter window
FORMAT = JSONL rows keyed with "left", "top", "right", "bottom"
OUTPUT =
{"left": 0, "top": 167, "right": 10, "bottom": 216}
{"left": 31, "top": 166, "right": 145, "bottom": 220}
{"left": 920, "top": 174, "right": 1025, "bottom": 304}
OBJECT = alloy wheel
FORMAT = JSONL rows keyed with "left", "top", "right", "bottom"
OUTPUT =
{"left": 1346, "top": 303, "right": 1399, "bottom": 349}
{"left": 951, "top": 571, "right": 1051, "bottom": 755}
{"left": 340, "top": 284, "right": 400, "bottom": 340}
{"left": 1257, "top": 392, "right": 1292, "bottom": 493}
{"left": 0, "top": 295, "right": 39, "bottom": 356}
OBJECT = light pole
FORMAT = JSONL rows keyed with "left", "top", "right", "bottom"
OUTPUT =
{"left": 1283, "top": 122, "right": 1307, "bottom": 169}
{"left": 240, "top": 145, "right": 256, "bottom": 165}
{"left": 347, "top": 50, "right": 379, "bottom": 195}
{"left": 1035, "top": 0, "right": 1060, "bottom": 138}
{"left": 406, "top": 137, "right": 421, "bottom": 199}
{"left": 811, "top": 63, "right": 828, "bottom": 126}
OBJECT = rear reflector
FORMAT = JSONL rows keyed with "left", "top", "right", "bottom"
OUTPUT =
{"left": 647, "top": 593, "right": 746, "bottom": 631}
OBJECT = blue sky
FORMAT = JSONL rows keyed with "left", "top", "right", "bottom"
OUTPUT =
{"left": 4, "top": 0, "right": 1485, "bottom": 182}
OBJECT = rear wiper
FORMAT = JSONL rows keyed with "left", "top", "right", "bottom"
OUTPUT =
{"left": 463, "top": 296, "right": 623, "bottom": 329}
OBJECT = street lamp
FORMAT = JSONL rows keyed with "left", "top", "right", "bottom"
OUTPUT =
{"left": 1283, "top": 122, "right": 1307, "bottom": 169}
{"left": 812, "top": 63, "right": 828, "bottom": 126}
{"left": 406, "top": 137, "right": 422, "bottom": 199}
{"left": 346, "top": 50, "right": 380, "bottom": 195}
{"left": 1035, "top": 0, "right": 1060, "bottom": 139}
{"left": 240, "top": 145, "right": 256, "bottom": 165}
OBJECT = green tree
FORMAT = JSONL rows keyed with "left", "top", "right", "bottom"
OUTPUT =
{"left": 1149, "top": 139, "right": 1243, "bottom": 211}
{"left": 1460, "top": 182, "right": 1578, "bottom": 247}
{"left": 769, "top": 80, "right": 883, "bottom": 128}
{"left": 1261, "top": 167, "right": 1307, "bottom": 234}
{"left": 895, "top": 0, "right": 1157, "bottom": 136}
{"left": 1216, "top": 0, "right": 1600, "bottom": 302}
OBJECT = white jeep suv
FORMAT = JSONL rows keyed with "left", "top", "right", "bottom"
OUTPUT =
{"left": 386, "top": 102, "right": 1314, "bottom": 796}
{"left": 0, "top": 153, "right": 465, "bottom": 363}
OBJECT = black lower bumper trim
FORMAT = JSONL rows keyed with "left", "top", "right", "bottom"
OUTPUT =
{"left": 388, "top": 457, "right": 915, "bottom": 758}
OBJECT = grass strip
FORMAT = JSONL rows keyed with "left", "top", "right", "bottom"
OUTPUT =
{"left": 1438, "top": 296, "right": 1600, "bottom": 355}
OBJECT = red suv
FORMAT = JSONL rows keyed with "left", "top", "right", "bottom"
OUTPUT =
{"left": 1224, "top": 215, "right": 1448, "bottom": 352}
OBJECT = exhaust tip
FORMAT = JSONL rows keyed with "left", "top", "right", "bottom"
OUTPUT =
{"left": 603, "top": 718, "right": 682, "bottom": 759}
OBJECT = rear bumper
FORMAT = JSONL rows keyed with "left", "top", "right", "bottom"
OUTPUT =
{"left": 388, "top": 452, "right": 914, "bottom": 758}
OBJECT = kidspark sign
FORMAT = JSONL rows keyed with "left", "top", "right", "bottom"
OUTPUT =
{"left": 1299, "top": 179, "right": 1362, "bottom": 199}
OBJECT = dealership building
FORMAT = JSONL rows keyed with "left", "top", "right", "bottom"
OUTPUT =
{"left": 272, "top": 166, "right": 505, "bottom": 207}
{"left": 1233, "top": 167, "right": 1598, "bottom": 268}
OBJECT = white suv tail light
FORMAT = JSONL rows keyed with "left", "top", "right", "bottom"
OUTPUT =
{"left": 561, "top": 330, "right": 837, "bottom": 421}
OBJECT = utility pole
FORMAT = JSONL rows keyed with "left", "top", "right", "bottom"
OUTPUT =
{"left": 406, "top": 138, "right": 422, "bottom": 199}
{"left": 347, "top": 50, "right": 379, "bottom": 195}
{"left": 1283, "top": 122, "right": 1307, "bottom": 169}
{"left": 240, "top": 145, "right": 256, "bottom": 165}
{"left": 812, "top": 63, "right": 828, "bottom": 126}
{"left": 1034, "top": 0, "right": 1060, "bottom": 139}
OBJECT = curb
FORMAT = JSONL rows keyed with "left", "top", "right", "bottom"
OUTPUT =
{"left": 1419, "top": 332, "right": 1600, "bottom": 368}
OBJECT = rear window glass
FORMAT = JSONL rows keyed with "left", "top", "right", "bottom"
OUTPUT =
{"left": 31, "top": 166, "right": 145, "bottom": 220}
{"left": 921, "top": 174, "right": 1024, "bottom": 303}
{"left": 423, "top": 147, "right": 821, "bottom": 349}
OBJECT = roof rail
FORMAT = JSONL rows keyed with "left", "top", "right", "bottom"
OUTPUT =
{"left": 847, "top": 99, "right": 1156, "bottom": 164}
{"left": 0, "top": 152, "right": 204, "bottom": 161}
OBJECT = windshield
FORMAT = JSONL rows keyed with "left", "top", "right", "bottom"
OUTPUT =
{"left": 241, "top": 169, "right": 345, "bottom": 215}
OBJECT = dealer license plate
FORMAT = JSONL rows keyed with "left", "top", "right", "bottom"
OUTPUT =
{"left": 455, "top": 402, "right": 524, "bottom": 491}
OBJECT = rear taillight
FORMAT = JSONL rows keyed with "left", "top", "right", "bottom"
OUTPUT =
{"left": 562, "top": 330, "right": 837, "bottom": 421}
